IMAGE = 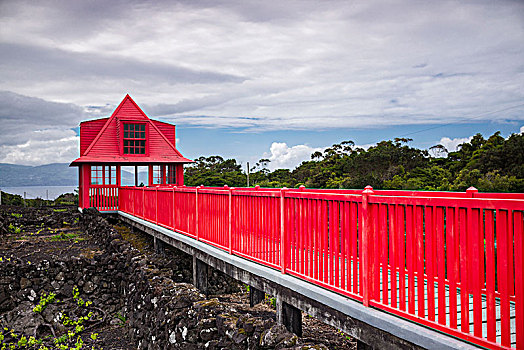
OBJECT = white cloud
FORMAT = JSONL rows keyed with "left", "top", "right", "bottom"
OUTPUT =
{"left": 353, "top": 143, "right": 375, "bottom": 151}
{"left": 260, "top": 141, "right": 377, "bottom": 171}
{"left": 264, "top": 142, "right": 323, "bottom": 170}
{"left": 520, "top": 126, "right": 524, "bottom": 134}
{"left": 0, "top": 0, "right": 522, "bottom": 130}
{"left": 0, "top": 0, "right": 523, "bottom": 167}
{"left": 0, "top": 129, "right": 79, "bottom": 165}
{"left": 438, "top": 136, "right": 473, "bottom": 152}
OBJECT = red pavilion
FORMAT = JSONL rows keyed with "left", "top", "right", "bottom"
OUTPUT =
{"left": 70, "top": 95, "right": 193, "bottom": 209}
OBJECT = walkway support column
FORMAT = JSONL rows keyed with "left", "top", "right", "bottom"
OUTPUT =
{"left": 276, "top": 294, "right": 302, "bottom": 337}
{"left": 357, "top": 339, "right": 374, "bottom": 350}
{"left": 193, "top": 256, "right": 208, "bottom": 295}
{"left": 249, "top": 286, "right": 265, "bottom": 307}
{"left": 154, "top": 236, "right": 165, "bottom": 255}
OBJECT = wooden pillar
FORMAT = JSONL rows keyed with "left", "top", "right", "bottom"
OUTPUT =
{"left": 276, "top": 295, "right": 302, "bottom": 336}
{"left": 78, "top": 165, "right": 83, "bottom": 208}
{"left": 134, "top": 165, "right": 138, "bottom": 186}
{"left": 81, "top": 165, "right": 91, "bottom": 209}
{"left": 249, "top": 286, "right": 265, "bottom": 307}
{"left": 192, "top": 256, "right": 208, "bottom": 295}
{"left": 176, "top": 164, "right": 184, "bottom": 186}
{"left": 148, "top": 165, "right": 153, "bottom": 187}
{"left": 116, "top": 165, "right": 121, "bottom": 187}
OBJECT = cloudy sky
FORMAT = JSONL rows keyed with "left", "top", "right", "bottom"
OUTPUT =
{"left": 0, "top": 0, "right": 523, "bottom": 170}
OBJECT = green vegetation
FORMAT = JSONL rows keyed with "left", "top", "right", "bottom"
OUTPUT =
{"left": 0, "top": 192, "right": 78, "bottom": 207}
{"left": 1, "top": 288, "right": 101, "bottom": 350}
{"left": 33, "top": 292, "right": 57, "bottom": 313}
{"left": 46, "top": 232, "right": 81, "bottom": 242}
{"left": 264, "top": 295, "right": 277, "bottom": 309}
{"left": 8, "top": 224, "right": 21, "bottom": 234}
{"left": 72, "top": 286, "right": 91, "bottom": 308}
{"left": 115, "top": 312, "right": 126, "bottom": 326}
{"left": 185, "top": 132, "right": 524, "bottom": 192}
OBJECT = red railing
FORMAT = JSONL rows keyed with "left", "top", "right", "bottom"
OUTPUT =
{"left": 109, "top": 185, "right": 523, "bottom": 349}
{"left": 89, "top": 186, "right": 119, "bottom": 211}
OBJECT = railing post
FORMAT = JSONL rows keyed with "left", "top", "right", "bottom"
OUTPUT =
{"left": 155, "top": 187, "right": 158, "bottom": 224}
{"left": 195, "top": 186, "right": 199, "bottom": 239}
{"left": 227, "top": 186, "right": 234, "bottom": 254}
{"left": 132, "top": 187, "right": 136, "bottom": 216}
{"left": 280, "top": 187, "right": 288, "bottom": 274}
{"left": 131, "top": 188, "right": 134, "bottom": 216}
{"left": 172, "top": 187, "right": 176, "bottom": 230}
{"left": 362, "top": 186, "right": 374, "bottom": 307}
{"left": 142, "top": 187, "right": 145, "bottom": 219}
{"left": 466, "top": 186, "right": 478, "bottom": 198}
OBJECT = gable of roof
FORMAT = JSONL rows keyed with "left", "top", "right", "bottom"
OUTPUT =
{"left": 71, "top": 95, "right": 192, "bottom": 165}
{"left": 80, "top": 117, "right": 108, "bottom": 154}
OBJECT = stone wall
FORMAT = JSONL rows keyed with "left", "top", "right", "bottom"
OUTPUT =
{"left": 0, "top": 208, "right": 327, "bottom": 349}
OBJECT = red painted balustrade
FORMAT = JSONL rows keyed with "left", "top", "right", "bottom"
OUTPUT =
{"left": 105, "top": 185, "right": 523, "bottom": 349}
{"left": 88, "top": 186, "right": 119, "bottom": 211}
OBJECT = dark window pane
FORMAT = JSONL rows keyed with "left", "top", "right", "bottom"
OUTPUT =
{"left": 123, "top": 124, "right": 146, "bottom": 154}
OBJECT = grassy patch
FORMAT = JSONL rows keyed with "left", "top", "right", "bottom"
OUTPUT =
{"left": 46, "top": 232, "right": 82, "bottom": 242}
{"left": 52, "top": 208, "right": 68, "bottom": 213}
{"left": 13, "top": 235, "right": 32, "bottom": 241}
{"left": 8, "top": 223, "right": 21, "bottom": 234}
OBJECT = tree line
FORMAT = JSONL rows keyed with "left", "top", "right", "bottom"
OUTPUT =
{"left": 184, "top": 131, "right": 524, "bottom": 193}
{"left": 1, "top": 191, "right": 78, "bottom": 207}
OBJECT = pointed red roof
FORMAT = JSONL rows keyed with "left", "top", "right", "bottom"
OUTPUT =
{"left": 70, "top": 95, "right": 193, "bottom": 165}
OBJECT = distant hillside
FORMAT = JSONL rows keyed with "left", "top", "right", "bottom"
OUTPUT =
{"left": 0, "top": 163, "right": 78, "bottom": 187}
{"left": 0, "top": 163, "right": 137, "bottom": 187}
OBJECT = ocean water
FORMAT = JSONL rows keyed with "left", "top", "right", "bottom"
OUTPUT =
{"left": 1, "top": 186, "right": 78, "bottom": 200}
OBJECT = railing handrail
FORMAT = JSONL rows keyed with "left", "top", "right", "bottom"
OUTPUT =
{"left": 118, "top": 184, "right": 524, "bottom": 198}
